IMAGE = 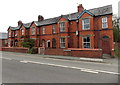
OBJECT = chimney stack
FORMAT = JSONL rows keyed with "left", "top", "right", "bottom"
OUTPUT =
{"left": 18, "top": 20, "right": 22, "bottom": 26}
{"left": 77, "top": 4, "right": 84, "bottom": 13}
{"left": 38, "top": 15, "right": 44, "bottom": 22}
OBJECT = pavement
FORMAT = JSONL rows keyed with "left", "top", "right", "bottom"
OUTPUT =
{"left": 1, "top": 51, "right": 119, "bottom": 64}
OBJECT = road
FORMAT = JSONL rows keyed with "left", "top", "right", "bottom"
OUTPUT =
{"left": 1, "top": 51, "right": 119, "bottom": 83}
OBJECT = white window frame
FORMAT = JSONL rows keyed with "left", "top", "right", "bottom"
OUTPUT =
{"left": 9, "top": 32, "right": 11, "bottom": 37}
{"left": 52, "top": 25, "right": 56, "bottom": 33}
{"left": 21, "top": 29, "right": 24, "bottom": 35}
{"left": 47, "top": 40, "right": 50, "bottom": 48}
{"left": 32, "top": 27, "right": 35, "bottom": 35}
{"left": 42, "top": 27, "right": 45, "bottom": 34}
{"left": 82, "top": 18, "right": 90, "bottom": 30}
{"left": 15, "top": 31, "right": 18, "bottom": 37}
{"left": 82, "top": 36, "right": 91, "bottom": 48}
{"left": 60, "top": 37, "right": 66, "bottom": 48}
{"left": 8, "top": 40, "right": 11, "bottom": 47}
{"left": 60, "top": 22, "right": 65, "bottom": 32}
{"left": 102, "top": 17, "right": 108, "bottom": 28}
{"left": 12, "top": 31, "right": 14, "bottom": 37}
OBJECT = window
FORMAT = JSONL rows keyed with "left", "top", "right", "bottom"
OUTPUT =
{"left": 8, "top": 32, "right": 11, "bottom": 37}
{"left": 37, "top": 28, "right": 40, "bottom": 35}
{"left": 83, "top": 36, "right": 90, "bottom": 48}
{"left": 102, "top": 17, "right": 108, "bottom": 28}
{"left": 21, "top": 29, "right": 24, "bottom": 35}
{"left": 52, "top": 38, "right": 56, "bottom": 48}
{"left": 15, "top": 31, "right": 18, "bottom": 37}
{"left": 42, "top": 27, "right": 45, "bottom": 34}
{"left": 82, "top": 19, "right": 90, "bottom": 30}
{"left": 8, "top": 40, "right": 10, "bottom": 47}
{"left": 52, "top": 25, "right": 56, "bottom": 33}
{"left": 42, "top": 39, "right": 45, "bottom": 47}
{"left": 60, "top": 22, "right": 65, "bottom": 32}
{"left": 60, "top": 37, "right": 66, "bottom": 48}
{"left": 32, "top": 27, "right": 35, "bottom": 35}
{"left": 12, "top": 31, "right": 14, "bottom": 37}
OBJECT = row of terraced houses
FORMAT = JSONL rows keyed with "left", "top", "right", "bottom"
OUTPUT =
{"left": 7, "top": 4, "right": 114, "bottom": 58}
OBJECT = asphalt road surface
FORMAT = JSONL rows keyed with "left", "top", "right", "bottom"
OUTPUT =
{"left": 1, "top": 51, "right": 119, "bottom": 83}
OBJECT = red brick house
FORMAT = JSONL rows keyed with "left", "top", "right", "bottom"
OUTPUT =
{"left": 7, "top": 4, "right": 114, "bottom": 58}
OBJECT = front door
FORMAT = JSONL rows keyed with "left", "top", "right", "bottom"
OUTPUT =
{"left": 102, "top": 36, "right": 111, "bottom": 54}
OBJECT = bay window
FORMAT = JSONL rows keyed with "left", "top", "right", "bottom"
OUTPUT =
{"left": 83, "top": 36, "right": 90, "bottom": 48}
{"left": 82, "top": 18, "right": 90, "bottom": 30}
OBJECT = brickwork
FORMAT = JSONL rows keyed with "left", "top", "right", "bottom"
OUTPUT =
{"left": 44, "top": 48, "right": 102, "bottom": 58}
{"left": 1, "top": 47, "right": 28, "bottom": 53}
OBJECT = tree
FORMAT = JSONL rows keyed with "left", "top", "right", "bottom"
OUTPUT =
{"left": 21, "top": 39, "right": 38, "bottom": 54}
{"left": 113, "top": 14, "right": 120, "bottom": 42}
{"left": 21, "top": 39, "right": 34, "bottom": 49}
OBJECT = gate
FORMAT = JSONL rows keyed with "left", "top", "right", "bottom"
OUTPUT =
{"left": 38, "top": 47, "right": 45, "bottom": 55}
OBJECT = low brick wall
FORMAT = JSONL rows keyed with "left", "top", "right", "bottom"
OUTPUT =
{"left": 1, "top": 47, "right": 29, "bottom": 53}
{"left": 45, "top": 48, "right": 102, "bottom": 58}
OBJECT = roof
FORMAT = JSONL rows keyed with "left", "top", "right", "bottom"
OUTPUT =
{"left": 0, "top": 32, "right": 8, "bottom": 39}
{"left": 35, "top": 5, "right": 112, "bottom": 26}
{"left": 9, "top": 25, "right": 22, "bottom": 31}
{"left": 23, "top": 23, "right": 31, "bottom": 28}
{"left": 9, "top": 5, "right": 112, "bottom": 30}
{"left": 9, "top": 22, "right": 31, "bottom": 31}
{"left": 89, "top": 5, "right": 112, "bottom": 16}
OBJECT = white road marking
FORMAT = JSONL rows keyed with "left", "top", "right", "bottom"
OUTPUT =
{"left": 81, "top": 69, "right": 99, "bottom": 74}
{"left": 2, "top": 57, "right": 12, "bottom": 60}
{"left": 20, "top": 60, "right": 120, "bottom": 75}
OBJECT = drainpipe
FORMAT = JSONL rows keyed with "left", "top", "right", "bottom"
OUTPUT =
{"left": 76, "top": 20, "right": 79, "bottom": 48}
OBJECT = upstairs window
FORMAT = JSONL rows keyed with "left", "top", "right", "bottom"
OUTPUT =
{"left": 32, "top": 27, "right": 35, "bottom": 35}
{"left": 102, "top": 17, "right": 108, "bottom": 28}
{"left": 8, "top": 32, "right": 11, "bottom": 37}
{"left": 21, "top": 29, "right": 24, "bottom": 35}
{"left": 60, "top": 37, "right": 66, "bottom": 48}
{"left": 52, "top": 25, "right": 56, "bottom": 33}
{"left": 12, "top": 31, "right": 14, "bottom": 37}
{"left": 83, "top": 36, "right": 90, "bottom": 48}
{"left": 37, "top": 28, "right": 40, "bottom": 35}
{"left": 60, "top": 22, "right": 65, "bottom": 32}
{"left": 15, "top": 31, "right": 18, "bottom": 37}
{"left": 82, "top": 19, "right": 90, "bottom": 30}
{"left": 42, "top": 27, "right": 45, "bottom": 34}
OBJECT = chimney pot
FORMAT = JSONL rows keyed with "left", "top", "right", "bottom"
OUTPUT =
{"left": 18, "top": 20, "right": 22, "bottom": 26}
{"left": 38, "top": 15, "right": 44, "bottom": 22}
{"left": 78, "top": 4, "right": 84, "bottom": 13}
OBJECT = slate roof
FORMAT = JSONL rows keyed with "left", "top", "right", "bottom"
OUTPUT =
{"left": 89, "top": 5, "right": 112, "bottom": 16}
{"left": 9, "top": 22, "right": 31, "bottom": 31}
{"left": 9, "top": 5, "right": 112, "bottom": 30}
{"left": 23, "top": 23, "right": 31, "bottom": 28}
{"left": 0, "top": 32, "right": 8, "bottom": 39}
{"left": 9, "top": 25, "right": 22, "bottom": 31}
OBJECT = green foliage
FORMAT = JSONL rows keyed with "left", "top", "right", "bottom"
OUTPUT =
{"left": 113, "top": 26, "right": 120, "bottom": 42}
{"left": 21, "top": 39, "right": 38, "bottom": 54}
{"left": 21, "top": 39, "right": 34, "bottom": 49}
{"left": 114, "top": 44, "right": 120, "bottom": 58}
{"left": 21, "top": 35, "right": 25, "bottom": 38}
{"left": 28, "top": 48, "right": 38, "bottom": 54}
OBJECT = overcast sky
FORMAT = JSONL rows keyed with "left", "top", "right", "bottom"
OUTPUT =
{"left": 0, "top": 0, "right": 119, "bottom": 33}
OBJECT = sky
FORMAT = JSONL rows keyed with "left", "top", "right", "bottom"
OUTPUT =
{"left": 0, "top": 0, "right": 119, "bottom": 33}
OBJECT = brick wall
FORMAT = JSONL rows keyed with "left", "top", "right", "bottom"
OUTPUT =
{"left": 44, "top": 48, "right": 102, "bottom": 58}
{"left": 1, "top": 47, "right": 28, "bottom": 53}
